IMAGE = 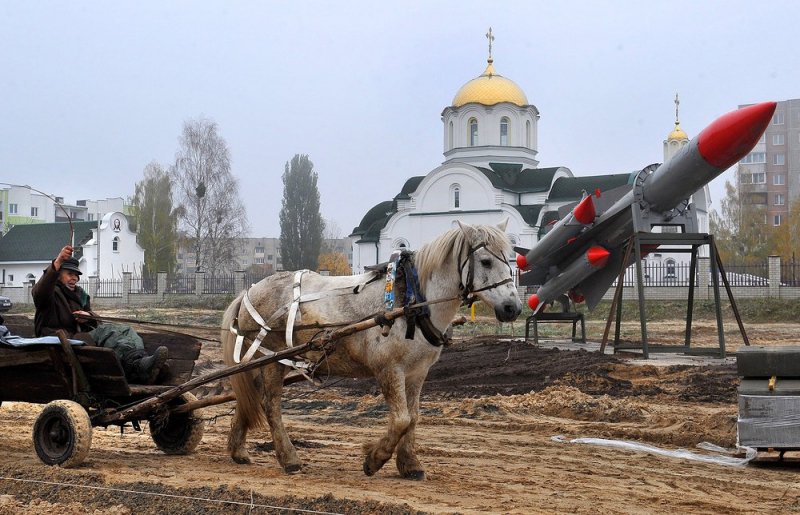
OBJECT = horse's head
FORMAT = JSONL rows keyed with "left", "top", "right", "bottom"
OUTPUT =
{"left": 456, "top": 219, "right": 522, "bottom": 322}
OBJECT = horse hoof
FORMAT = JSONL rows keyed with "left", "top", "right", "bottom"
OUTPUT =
{"left": 403, "top": 470, "right": 425, "bottom": 481}
{"left": 284, "top": 463, "right": 302, "bottom": 474}
{"left": 232, "top": 456, "right": 251, "bottom": 465}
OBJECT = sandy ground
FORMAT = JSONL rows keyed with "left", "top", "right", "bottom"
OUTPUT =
{"left": 2, "top": 316, "right": 800, "bottom": 514}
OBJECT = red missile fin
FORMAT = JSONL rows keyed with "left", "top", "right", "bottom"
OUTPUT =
{"left": 516, "top": 254, "right": 528, "bottom": 269}
{"left": 573, "top": 195, "right": 596, "bottom": 224}
{"left": 586, "top": 246, "right": 610, "bottom": 267}
{"left": 527, "top": 294, "right": 539, "bottom": 311}
{"left": 697, "top": 101, "right": 777, "bottom": 169}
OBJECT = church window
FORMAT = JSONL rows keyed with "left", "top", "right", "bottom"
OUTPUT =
{"left": 500, "top": 117, "right": 509, "bottom": 146}
{"left": 112, "top": 236, "right": 120, "bottom": 252}
{"left": 469, "top": 118, "right": 478, "bottom": 146}
{"left": 665, "top": 259, "right": 676, "bottom": 279}
{"left": 448, "top": 121, "right": 454, "bottom": 149}
{"left": 451, "top": 184, "right": 462, "bottom": 209}
{"left": 392, "top": 238, "right": 409, "bottom": 250}
{"left": 525, "top": 120, "right": 531, "bottom": 147}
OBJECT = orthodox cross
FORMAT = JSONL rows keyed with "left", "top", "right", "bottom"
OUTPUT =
{"left": 486, "top": 27, "right": 494, "bottom": 60}
{"left": 674, "top": 93, "right": 681, "bottom": 124}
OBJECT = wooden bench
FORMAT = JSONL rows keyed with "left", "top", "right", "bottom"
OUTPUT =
{"left": 524, "top": 311, "right": 586, "bottom": 345}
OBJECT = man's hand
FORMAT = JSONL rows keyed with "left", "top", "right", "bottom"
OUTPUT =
{"left": 55, "top": 245, "right": 74, "bottom": 270}
{"left": 73, "top": 310, "right": 91, "bottom": 324}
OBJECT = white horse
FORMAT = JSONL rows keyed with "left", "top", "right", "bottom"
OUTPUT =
{"left": 220, "top": 220, "right": 521, "bottom": 479}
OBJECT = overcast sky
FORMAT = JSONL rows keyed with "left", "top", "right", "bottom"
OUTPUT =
{"left": 2, "top": 1, "right": 798, "bottom": 238}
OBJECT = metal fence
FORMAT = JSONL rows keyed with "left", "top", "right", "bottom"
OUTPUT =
{"left": 129, "top": 275, "right": 158, "bottom": 294}
{"left": 91, "top": 278, "right": 123, "bottom": 298}
{"left": 608, "top": 262, "right": 769, "bottom": 288}
{"left": 782, "top": 261, "right": 800, "bottom": 286}
{"left": 166, "top": 276, "right": 196, "bottom": 295}
{"left": 202, "top": 275, "right": 235, "bottom": 294}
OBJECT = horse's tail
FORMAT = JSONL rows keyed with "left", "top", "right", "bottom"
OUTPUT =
{"left": 221, "top": 291, "right": 268, "bottom": 430}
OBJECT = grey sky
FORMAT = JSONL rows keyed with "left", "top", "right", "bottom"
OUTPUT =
{"left": 2, "top": 1, "right": 798, "bottom": 237}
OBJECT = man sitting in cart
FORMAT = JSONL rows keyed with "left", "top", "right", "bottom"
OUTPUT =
{"left": 32, "top": 245, "right": 169, "bottom": 384}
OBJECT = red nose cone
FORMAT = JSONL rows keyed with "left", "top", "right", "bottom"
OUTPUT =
{"left": 573, "top": 195, "right": 596, "bottom": 225}
{"left": 697, "top": 101, "right": 777, "bottom": 169}
{"left": 527, "top": 294, "right": 539, "bottom": 311}
{"left": 586, "top": 246, "right": 610, "bottom": 267}
{"left": 568, "top": 290, "right": 585, "bottom": 304}
{"left": 516, "top": 254, "right": 528, "bottom": 269}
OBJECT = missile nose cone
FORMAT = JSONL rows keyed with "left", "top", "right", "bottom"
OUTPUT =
{"left": 586, "top": 246, "right": 610, "bottom": 267}
{"left": 527, "top": 294, "right": 539, "bottom": 311}
{"left": 697, "top": 101, "right": 777, "bottom": 169}
{"left": 573, "top": 195, "right": 596, "bottom": 224}
{"left": 516, "top": 254, "right": 528, "bottom": 269}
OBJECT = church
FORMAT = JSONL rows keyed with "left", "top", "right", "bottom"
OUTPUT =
{"left": 350, "top": 32, "right": 708, "bottom": 276}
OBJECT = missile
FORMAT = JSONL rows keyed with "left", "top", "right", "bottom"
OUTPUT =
{"left": 518, "top": 193, "right": 597, "bottom": 270}
{"left": 521, "top": 101, "right": 777, "bottom": 312}
{"left": 527, "top": 246, "right": 610, "bottom": 313}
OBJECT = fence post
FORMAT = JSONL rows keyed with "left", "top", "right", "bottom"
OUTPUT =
{"left": 157, "top": 272, "right": 167, "bottom": 301}
{"left": 195, "top": 271, "right": 204, "bottom": 296}
{"left": 235, "top": 270, "right": 246, "bottom": 293}
{"left": 122, "top": 271, "right": 131, "bottom": 304}
{"left": 768, "top": 255, "right": 781, "bottom": 298}
{"left": 697, "top": 256, "right": 710, "bottom": 300}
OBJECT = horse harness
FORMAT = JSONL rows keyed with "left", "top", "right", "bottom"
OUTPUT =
{"left": 228, "top": 238, "right": 514, "bottom": 371}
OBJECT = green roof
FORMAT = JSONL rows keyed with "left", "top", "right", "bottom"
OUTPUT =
{"left": 394, "top": 176, "right": 425, "bottom": 200}
{"left": 350, "top": 200, "right": 396, "bottom": 241}
{"left": 477, "top": 165, "right": 563, "bottom": 193}
{"left": 511, "top": 204, "right": 543, "bottom": 226}
{"left": 0, "top": 221, "right": 96, "bottom": 262}
{"left": 547, "top": 173, "right": 634, "bottom": 201}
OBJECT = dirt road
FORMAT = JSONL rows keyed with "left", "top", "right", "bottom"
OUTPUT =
{"left": 2, "top": 320, "right": 800, "bottom": 514}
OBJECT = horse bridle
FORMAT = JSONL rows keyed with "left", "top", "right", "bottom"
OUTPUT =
{"left": 457, "top": 242, "right": 514, "bottom": 305}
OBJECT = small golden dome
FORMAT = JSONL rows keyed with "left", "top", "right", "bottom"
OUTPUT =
{"left": 667, "top": 122, "right": 689, "bottom": 141}
{"left": 452, "top": 59, "right": 528, "bottom": 108}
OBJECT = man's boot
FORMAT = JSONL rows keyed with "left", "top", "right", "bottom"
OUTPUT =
{"left": 135, "top": 346, "right": 169, "bottom": 384}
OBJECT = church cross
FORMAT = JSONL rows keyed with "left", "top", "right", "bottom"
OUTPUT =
{"left": 486, "top": 27, "right": 494, "bottom": 60}
{"left": 674, "top": 93, "right": 681, "bottom": 124}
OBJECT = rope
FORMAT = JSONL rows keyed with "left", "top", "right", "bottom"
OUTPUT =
{"left": 0, "top": 476, "right": 344, "bottom": 514}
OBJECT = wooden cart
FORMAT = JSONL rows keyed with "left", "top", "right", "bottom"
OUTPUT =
{"left": 0, "top": 316, "right": 204, "bottom": 467}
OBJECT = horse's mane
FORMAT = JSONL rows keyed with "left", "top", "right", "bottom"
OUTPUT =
{"left": 414, "top": 224, "right": 511, "bottom": 291}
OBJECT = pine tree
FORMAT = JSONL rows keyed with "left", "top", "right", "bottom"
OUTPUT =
{"left": 279, "top": 154, "right": 324, "bottom": 270}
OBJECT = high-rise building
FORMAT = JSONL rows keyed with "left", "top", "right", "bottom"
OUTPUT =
{"left": 737, "top": 98, "right": 800, "bottom": 227}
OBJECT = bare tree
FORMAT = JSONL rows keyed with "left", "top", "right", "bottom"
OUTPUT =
{"left": 171, "top": 118, "right": 248, "bottom": 274}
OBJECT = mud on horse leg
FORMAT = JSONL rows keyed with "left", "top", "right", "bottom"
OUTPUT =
{"left": 363, "top": 369, "right": 412, "bottom": 476}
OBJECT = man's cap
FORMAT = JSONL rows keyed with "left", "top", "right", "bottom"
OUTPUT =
{"left": 61, "top": 257, "right": 82, "bottom": 275}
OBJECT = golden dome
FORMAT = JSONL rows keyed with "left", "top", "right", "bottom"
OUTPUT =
{"left": 667, "top": 122, "right": 689, "bottom": 141}
{"left": 452, "top": 59, "right": 528, "bottom": 108}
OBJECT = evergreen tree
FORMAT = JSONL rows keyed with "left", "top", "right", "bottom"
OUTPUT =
{"left": 279, "top": 154, "right": 324, "bottom": 270}
{"left": 132, "top": 162, "right": 181, "bottom": 275}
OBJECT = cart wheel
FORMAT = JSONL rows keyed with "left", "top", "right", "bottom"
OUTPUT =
{"left": 32, "top": 400, "right": 92, "bottom": 467}
{"left": 149, "top": 392, "right": 204, "bottom": 455}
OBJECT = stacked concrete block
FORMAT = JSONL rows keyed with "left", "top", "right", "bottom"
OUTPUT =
{"left": 737, "top": 346, "right": 800, "bottom": 449}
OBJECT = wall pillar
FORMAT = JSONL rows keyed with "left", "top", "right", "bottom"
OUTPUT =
{"left": 697, "top": 256, "right": 710, "bottom": 300}
{"left": 157, "top": 272, "right": 167, "bottom": 301}
{"left": 235, "top": 270, "right": 246, "bottom": 293}
{"left": 122, "top": 271, "right": 131, "bottom": 304}
{"left": 769, "top": 255, "right": 781, "bottom": 298}
{"left": 195, "top": 271, "right": 204, "bottom": 296}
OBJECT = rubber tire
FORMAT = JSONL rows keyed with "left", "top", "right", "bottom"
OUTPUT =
{"left": 149, "top": 392, "right": 204, "bottom": 455}
{"left": 32, "top": 400, "right": 92, "bottom": 467}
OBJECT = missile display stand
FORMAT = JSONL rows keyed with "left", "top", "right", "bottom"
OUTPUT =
{"left": 600, "top": 166, "right": 749, "bottom": 359}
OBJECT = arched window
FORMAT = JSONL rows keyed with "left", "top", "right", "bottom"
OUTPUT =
{"left": 500, "top": 117, "right": 509, "bottom": 146}
{"left": 665, "top": 258, "right": 676, "bottom": 279}
{"left": 469, "top": 118, "right": 478, "bottom": 146}
{"left": 392, "top": 238, "right": 409, "bottom": 250}
{"left": 112, "top": 236, "right": 120, "bottom": 252}
{"left": 526, "top": 120, "right": 531, "bottom": 148}
{"left": 26, "top": 273, "right": 36, "bottom": 285}
{"left": 450, "top": 183, "right": 462, "bottom": 209}
{"left": 448, "top": 121, "right": 454, "bottom": 149}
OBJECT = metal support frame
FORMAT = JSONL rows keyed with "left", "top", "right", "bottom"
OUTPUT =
{"left": 600, "top": 232, "right": 748, "bottom": 359}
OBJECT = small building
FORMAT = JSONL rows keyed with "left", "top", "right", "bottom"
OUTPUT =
{"left": 0, "top": 211, "right": 144, "bottom": 287}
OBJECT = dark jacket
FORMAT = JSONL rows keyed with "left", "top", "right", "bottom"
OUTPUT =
{"left": 32, "top": 262, "right": 98, "bottom": 337}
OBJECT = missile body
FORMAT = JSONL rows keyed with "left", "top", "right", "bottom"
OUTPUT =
{"left": 520, "top": 194, "right": 596, "bottom": 269}
{"left": 528, "top": 246, "right": 609, "bottom": 313}
{"left": 520, "top": 101, "right": 777, "bottom": 312}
